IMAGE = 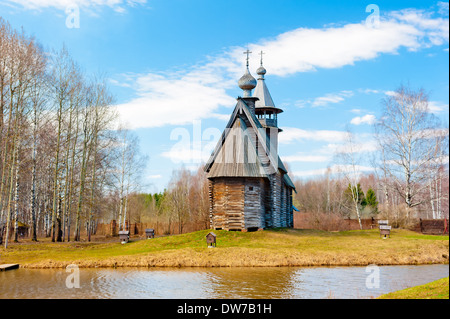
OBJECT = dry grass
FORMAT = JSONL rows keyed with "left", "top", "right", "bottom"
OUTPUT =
{"left": 0, "top": 228, "right": 448, "bottom": 269}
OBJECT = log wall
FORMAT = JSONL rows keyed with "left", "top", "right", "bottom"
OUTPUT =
{"left": 271, "top": 173, "right": 282, "bottom": 228}
{"left": 280, "top": 182, "right": 287, "bottom": 228}
{"left": 210, "top": 178, "right": 245, "bottom": 230}
{"left": 209, "top": 174, "right": 294, "bottom": 231}
{"left": 244, "top": 178, "right": 266, "bottom": 229}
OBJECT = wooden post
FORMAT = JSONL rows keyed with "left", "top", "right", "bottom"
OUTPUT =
{"left": 119, "top": 231, "right": 129, "bottom": 243}
{"left": 206, "top": 232, "right": 216, "bottom": 247}
{"left": 110, "top": 220, "right": 117, "bottom": 236}
{"left": 378, "top": 220, "right": 390, "bottom": 238}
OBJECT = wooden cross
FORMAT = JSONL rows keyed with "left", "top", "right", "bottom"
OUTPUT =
{"left": 243, "top": 49, "right": 252, "bottom": 68}
{"left": 259, "top": 50, "right": 265, "bottom": 66}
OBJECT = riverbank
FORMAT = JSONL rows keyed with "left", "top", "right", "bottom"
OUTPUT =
{"left": 0, "top": 229, "right": 448, "bottom": 269}
{"left": 378, "top": 277, "right": 449, "bottom": 299}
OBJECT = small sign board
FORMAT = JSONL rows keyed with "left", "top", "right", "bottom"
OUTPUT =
{"left": 206, "top": 232, "right": 217, "bottom": 247}
{"left": 379, "top": 222, "right": 391, "bottom": 238}
{"left": 378, "top": 220, "right": 389, "bottom": 225}
{"left": 119, "top": 230, "right": 130, "bottom": 244}
{"left": 145, "top": 228, "right": 155, "bottom": 239}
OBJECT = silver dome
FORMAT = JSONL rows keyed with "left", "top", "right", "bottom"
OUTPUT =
{"left": 256, "top": 66, "right": 267, "bottom": 75}
{"left": 238, "top": 70, "right": 257, "bottom": 91}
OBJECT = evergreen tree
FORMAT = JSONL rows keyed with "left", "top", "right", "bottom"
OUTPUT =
{"left": 345, "top": 183, "right": 366, "bottom": 207}
{"left": 365, "top": 187, "right": 379, "bottom": 213}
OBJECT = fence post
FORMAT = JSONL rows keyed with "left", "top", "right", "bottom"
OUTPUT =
{"left": 110, "top": 220, "right": 117, "bottom": 236}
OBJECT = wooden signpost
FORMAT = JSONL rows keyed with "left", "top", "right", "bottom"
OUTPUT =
{"left": 119, "top": 230, "right": 130, "bottom": 244}
{"left": 206, "top": 232, "right": 217, "bottom": 248}
{"left": 378, "top": 220, "right": 391, "bottom": 238}
{"left": 145, "top": 229, "right": 155, "bottom": 239}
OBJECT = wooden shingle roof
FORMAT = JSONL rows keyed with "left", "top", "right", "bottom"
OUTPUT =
{"left": 207, "top": 117, "right": 267, "bottom": 178}
{"left": 204, "top": 98, "right": 296, "bottom": 190}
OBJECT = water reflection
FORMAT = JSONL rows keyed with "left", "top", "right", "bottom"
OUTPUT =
{"left": 0, "top": 264, "right": 448, "bottom": 299}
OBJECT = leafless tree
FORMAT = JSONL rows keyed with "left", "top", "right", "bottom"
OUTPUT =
{"left": 374, "top": 85, "right": 449, "bottom": 219}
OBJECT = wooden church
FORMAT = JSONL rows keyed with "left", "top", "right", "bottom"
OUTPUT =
{"left": 204, "top": 51, "right": 296, "bottom": 231}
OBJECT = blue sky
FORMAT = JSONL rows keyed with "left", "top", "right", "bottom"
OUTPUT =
{"left": 1, "top": 0, "right": 449, "bottom": 192}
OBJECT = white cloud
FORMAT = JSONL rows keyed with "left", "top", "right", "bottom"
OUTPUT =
{"left": 299, "top": 90, "right": 354, "bottom": 108}
{"left": 312, "top": 91, "right": 354, "bottom": 107}
{"left": 350, "top": 114, "right": 377, "bottom": 125}
{"left": 292, "top": 167, "right": 332, "bottom": 177}
{"left": 160, "top": 143, "right": 212, "bottom": 164}
{"left": 331, "top": 140, "right": 379, "bottom": 155}
{"left": 115, "top": 68, "right": 236, "bottom": 129}
{"left": 114, "top": 5, "right": 449, "bottom": 129}
{"left": 148, "top": 174, "right": 162, "bottom": 179}
{"left": 299, "top": 88, "right": 381, "bottom": 109}
{"left": 438, "top": 1, "right": 449, "bottom": 16}
{"left": 421, "top": 128, "right": 449, "bottom": 139}
{"left": 386, "top": 154, "right": 449, "bottom": 167}
{"left": 240, "top": 8, "right": 448, "bottom": 77}
{"left": 359, "top": 88, "right": 380, "bottom": 94}
{"left": 282, "top": 154, "right": 330, "bottom": 163}
{"left": 279, "top": 127, "right": 348, "bottom": 144}
{"left": 389, "top": 8, "right": 449, "bottom": 46}
{"left": 322, "top": 139, "right": 379, "bottom": 154}
{"left": 293, "top": 164, "right": 374, "bottom": 178}
{"left": 384, "top": 92, "right": 449, "bottom": 114}
{"left": 210, "top": 113, "right": 231, "bottom": 121}
{"left": 385, "top": 90, "right": 399, "bottom": 97}
{"left": 427, "top": 101, "right": 449, "bottom": 114}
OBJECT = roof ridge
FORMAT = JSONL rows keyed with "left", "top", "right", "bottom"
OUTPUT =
{"left": 204, "top": 98, "right": 278, "bottom": 176}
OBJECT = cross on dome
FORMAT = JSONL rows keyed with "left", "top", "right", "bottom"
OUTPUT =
{"left": 259, "top": 50, "right": 265, "bottom": 66}
{"left": 243, "top": 49, "right": 252, "bottom": 69}
{"left": 238, "top": 49, "right": 257, "bottom": 97}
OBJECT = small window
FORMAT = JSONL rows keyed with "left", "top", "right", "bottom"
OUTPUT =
{"left": 249, "top": 186, "right": 254, "bottom": 191}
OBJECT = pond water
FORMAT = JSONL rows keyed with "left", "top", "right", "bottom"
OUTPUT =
{"left": 0, "top": 264, "right": 448, "bottom": 299}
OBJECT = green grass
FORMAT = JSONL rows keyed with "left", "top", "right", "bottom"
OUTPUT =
{"left": 0, "top": 228, "right": 448, "bottom": 268}
{"left": 378, "top": 277, "right": 449, "bottom": 299}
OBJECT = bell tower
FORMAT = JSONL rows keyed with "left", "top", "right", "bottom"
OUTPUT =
{"left": 253, "top": 51, "right": 283, "bottom": 156}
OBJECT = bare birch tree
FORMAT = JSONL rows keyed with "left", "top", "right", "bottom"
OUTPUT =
{"left": 334, "top": 129, "right": 365, "bottom": 229}
{"left": 374, "top": 85, "right": 449, "bottom": 219}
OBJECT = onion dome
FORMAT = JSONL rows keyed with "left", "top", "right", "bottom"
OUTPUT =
{"left": 238, "top": 69, "right": 257, "bottom": 96}
{"left": 238, "top": 49, "right": 257, "bottom": 97}
{"left": 256, "top": 65, "right": 267, "bottom": 79}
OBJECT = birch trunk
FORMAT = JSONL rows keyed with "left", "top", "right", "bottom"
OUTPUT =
{"left": 51, "top": 101, "right": 63, "bottom": 242}
{"left": 13, "top": 143, "right": 20, "bottom": 242}
{"left": 74, "top": 105, "right": 91, "bottom": 241}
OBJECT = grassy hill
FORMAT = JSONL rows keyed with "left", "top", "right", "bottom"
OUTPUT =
{"left": 378, "top": 277, "right": 449, "bottom": 299}
{"left": 0, "top": 228, "right": 448, "bottom": 268}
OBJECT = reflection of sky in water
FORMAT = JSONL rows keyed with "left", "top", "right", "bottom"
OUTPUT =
{"left": 289, "top": 265, "right": 450, "bottom": 299}
{"left": 0, "top": 265, "right": 448, "bottom": 299}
